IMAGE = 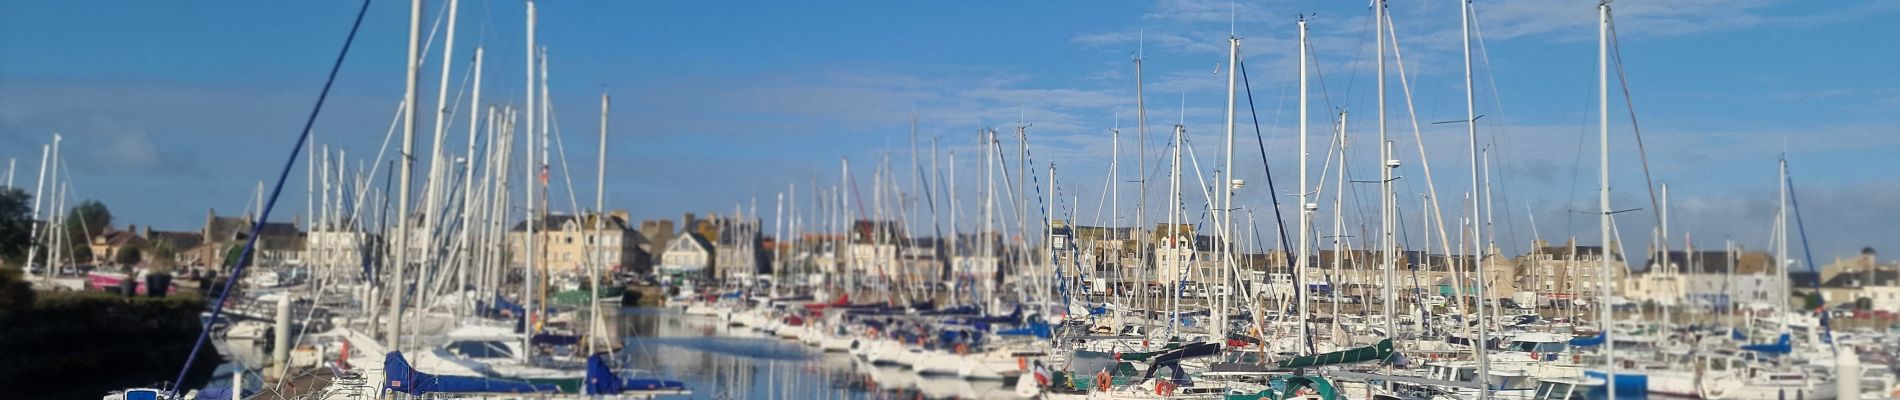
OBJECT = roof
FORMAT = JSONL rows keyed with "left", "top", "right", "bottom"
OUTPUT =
{"left": 94, "top": 230, "right": 147, "bottom": 247}
{"left": 207, "top": 215, "right": 300, "bottom": 241}
{"left": 510, "top": 213, "right": 632, "bottom": 232}
{"left": 1818, "top": 269, "right": 1900, "bottom": 289}
{"left": 146, "top": 230, "right": 204, "bottom": 250}
{"left": 667, "top": 233, "right": 713, "bottom": 253}
{"left": 1639, "top": 250, "right": 1776, "bottom": 275}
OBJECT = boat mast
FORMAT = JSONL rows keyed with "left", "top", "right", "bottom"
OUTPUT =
{"left": 456, "top": 47, "right": 484, "bottom": 319}
{"left": 1167, "top": 123, "right": 1183, "bottom": 336}
{"left": 1296, "top": 16, "right": 1311, "bottom": 347}
{"left": 386, "top": 0, "right": 422, "bottom": 347}
{"left": 25, "top": 141, "right": 49, "bottom": 282}
{"left": 588, "top": 92, "right": 609, "bottom": 354}
{"left": 519, "top": 0, "right": 538, "bottom": 362}
{"left": 1597, "top": 2, "right": 1618, "bottom": 399}
{"left": 1332, "top": 111, "right": 1349, "bottom": 345}
{"left": 984, "top": 129, "right": 997, "bottom": 307}
{"left": 1462, "top": 0, "right": 1491, "bottom": 395}
{"left": 1133, "top": 33, "right": 1153, "bottom": 348}
{"left": 1777, "top": 156, "right": 1789, "bottom": 325}
{"left": 419, "top": 0, "right": 461, "bottom": 312}
{"left": 1220, "top": 30, "right": 1239, "bottom": 325}
{"left": 1375, "top": 0, "right": 1397, "bottom": 340}
{"left": 1110, "top": 125, "right": 1119, "bottom": 327}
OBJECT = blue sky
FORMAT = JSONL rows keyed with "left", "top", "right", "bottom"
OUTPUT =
{"left": 2, "top": 0, "right": 1896, "bottom": 265}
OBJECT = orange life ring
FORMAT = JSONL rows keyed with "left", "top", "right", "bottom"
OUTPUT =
{"left": 1531, "top": 351, "right": 1540, "bottom": 360}
{"left": 1156, "top": 380, "right": 1176, "bottom": 396}
{"left": 1096, "top": 371, "right": 1112, "bottom": 392}
{"left": 956, "top": 343, "right": 969, "bottom": 355}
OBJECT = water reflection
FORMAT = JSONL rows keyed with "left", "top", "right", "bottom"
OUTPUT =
{"left": 616, "top": 307, "right": 1010, "bottom": 399}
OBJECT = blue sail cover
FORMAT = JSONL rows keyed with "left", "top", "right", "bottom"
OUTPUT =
{"left": 531, "top": 333, "right": 582, "bottom": 346}
{"left": 998, "top": 320, "right": 1053, "bottom": 338}
{"left": 1740, "top": 333, "right": 1792, "bottom": 354}
{"left": 383, "top": 352, "right": 560, "bottom": 395}
{"left": 1569, "top": 333, "right": 1607, "bottom": 347}
{"left": 585, "top": 353, "right": 686, "bottom": 395}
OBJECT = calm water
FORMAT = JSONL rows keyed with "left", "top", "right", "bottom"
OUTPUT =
{"left": 615, "top": 307, "right": 1012, "bottom": 400}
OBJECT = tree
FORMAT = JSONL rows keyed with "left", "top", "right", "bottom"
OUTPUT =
{"left": 147, "top": 241, "right": 177, "bottom": 270}
{"left": 115, "top": 246, "right": 143, "bottom": 267}
{"left": 63, "top": 200, "right": 111, "bottom": 262}
{"left": 0, "top": 188, "right": 30, "bottom": 266}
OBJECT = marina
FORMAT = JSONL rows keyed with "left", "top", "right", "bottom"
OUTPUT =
{"left": 0, "top": 0, "right": 1897, "bottom": 399}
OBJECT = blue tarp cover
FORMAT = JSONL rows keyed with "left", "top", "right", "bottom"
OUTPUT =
{"left": 1569, "top": 333, "right": 1606, "bottom": 347}
{"left": 585, "top": 353, "right": 687, "bottom": 395}
{"left": 384, "top": 352, "right": 559, "bottom": 395}
{"left": 1740, "top": 333, "right": 1791, "bottom": 354}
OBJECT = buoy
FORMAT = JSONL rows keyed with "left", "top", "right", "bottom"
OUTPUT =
{"left": 1018, "top": 357, "right": 1027, "bottom": 371}
{"left": 1096, "top": 371, "right": 1112, "bottom": 392}
{"left": 956, "top": 343, "right": 969, "bottom": 355}
{"left": 1531, "top": 351, "right": 1539, "bottom": 361}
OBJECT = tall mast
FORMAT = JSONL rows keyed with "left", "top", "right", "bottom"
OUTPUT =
{"left": 1016, "top": 125, "right": 1028, "bottom": 308}
{"left": 983, "top": 129, "right": 997, "bottom": 306}
{"left": 1220, "top": 32, "right": 1240, "bottom": 322}
{"left": 1133, "top": 35, "right": 1153, "bottom": 346}
{"left": 1332, "top": 111, "right": 1349, "bottom": 344}
{"left": 387, "top": 0, "right": 422, "bottom": 347}
{"left": 1597, "top": 3, "right": 1619, "bottom": 399}
{"left": 456, "top": 47, "right": 484, "bottom": 319}
{"left": 1461, "top": 0, "right": 1490, "bottom": 394}
{"left": 1168, "top": 123, "right": 1183, "bottom": 335}
{"left": 1296, "top": 16, "right": 1311, "bottom": 346}
{"left": 26, "top": 141, "right": 50, "bottom": 282}
{"left": 1375, "top": 0, "right": 1397, "bottom": 339}
{"left": 1110, "top": 126, "right": 1119, "bottom": 320}
{"left": 519, "top": 0, "right": 539, "bottom": 362}
{"left": 1777, "top": 156, "right": 1789, "bottom": 320}
{"left": 588, "top": 92, "right": 610, "bottom": 354}
{"left": 422, "top": 0, "right": 461, "bottom": 307}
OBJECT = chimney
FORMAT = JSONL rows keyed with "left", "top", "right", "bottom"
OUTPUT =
{"left": 610, "top": 209, "right": 630, "bottom": 225}
{"left": 142, "top": 225, "right": 152, "bottom": 238}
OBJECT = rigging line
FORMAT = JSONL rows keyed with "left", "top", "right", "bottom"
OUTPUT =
{"left": 169, "top": 0, "right": 373, "bottom": 394}
{"left": 1468, "top": 5, "right": 1522, "bottom": 256}
{"left": 1303, "top": 26, "right": 1342, "bottom": 123}
{"left": 1784, "top": 165, "right": 1834, "bottom": 346}
{"left": 1340, "top": 3, "right": 1377, "bottom": 105}
{"left": 1238, "top": 58, "right": 1304, "bottom": 345}
{"left": 1386, "top": 12, "right": 1456, "bottom": 259}
{"left": 1608, "top": 18, "right": 1668, "bottom": 239}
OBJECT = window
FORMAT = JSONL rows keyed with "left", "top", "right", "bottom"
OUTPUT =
{"left": 447, "top": 340, "right": 513, "bottom": 358}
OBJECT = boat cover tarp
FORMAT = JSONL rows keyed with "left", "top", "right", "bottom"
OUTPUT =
{"left": 997, "top": 320, "right": 1053, "bottom": 338}
{"left": 1277, "top": 376, "right": 1341, "bottom": 400}
{"left": 1117, "top": 340, "right": 1188, "bottom": 362}
{"left": 921, "top": 304, "right": 982, "bottom": 316}
{"left": 531, "top": 333, "right": 582, "bottom": 346}
{"left": 585, "top": 353, "right": 686, "bottom": 394}
{"left": 1275, "top": 339, "right": 1394, "bottom": 369}
{"left": 1740, "top": 333, "right": 1791, "bottom": 354}
{"left": 196, "top": 387, "right": 248, "bottom": 400}
{"left": 1569, "top": 333, "right": 1606, "bottom": 347}
{"left": 1139, "top": 342, "right": 1222, "bottom": 368}
{"left": 383, "top": 352, "right": 559, "bottom": 395}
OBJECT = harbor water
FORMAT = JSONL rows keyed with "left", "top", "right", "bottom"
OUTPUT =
{"left": 616, "top": 307, "right": 1012, "bottom": 399}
